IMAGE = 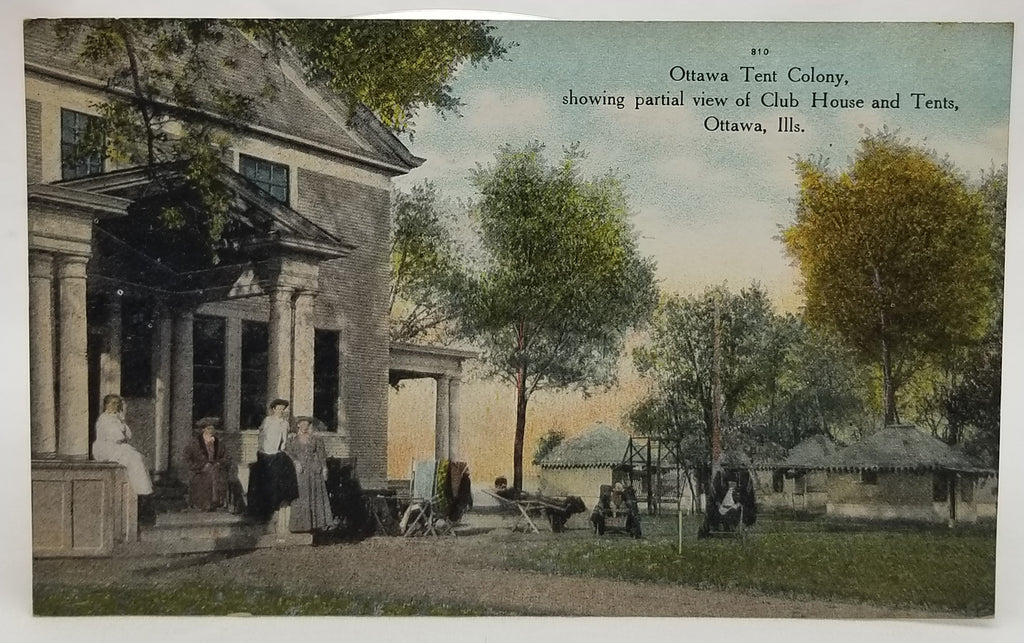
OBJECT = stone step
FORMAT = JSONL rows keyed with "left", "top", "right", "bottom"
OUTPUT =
{"left": 119, "top": 531, "right": 313, "bottom": 557}
{"left": 140, "top": 512, "right": 273, "bottom": 543}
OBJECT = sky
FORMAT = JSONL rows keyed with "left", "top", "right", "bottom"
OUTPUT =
{"left": 387, "top": 21, "right": 1013, "bottom": 484}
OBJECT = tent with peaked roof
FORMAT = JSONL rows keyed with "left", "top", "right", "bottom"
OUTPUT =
{"left": 536, "top": 422, "right": 631, "bottom": 513}
{"left": 820, "top": 425, "right": 993, "bottom": 524}
{"left": 758, "top": 434, "right": 841, "bottom": 512}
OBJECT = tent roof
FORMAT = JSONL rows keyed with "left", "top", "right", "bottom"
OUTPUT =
{"left": 823, "top": 425, "right": 991, "bottom": 474}
{"left": 782, "top": 434, "right": 841, "bottom": 469}
{"left": 538, "top": 423, "right": 630, "bottom": 469}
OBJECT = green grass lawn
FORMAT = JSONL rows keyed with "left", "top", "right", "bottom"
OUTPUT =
{"left": 33, "top": 583, "right": 504, "bottom": 616}
{"left": 503, "top": 513, "right": 997, "bottom": 616}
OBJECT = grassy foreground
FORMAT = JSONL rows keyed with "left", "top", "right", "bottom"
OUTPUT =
{"left": 34, "top": 583, "right": 502, "bottom": 616}
{"left": 503, "top": 513, "right": 997, "bottom": 616}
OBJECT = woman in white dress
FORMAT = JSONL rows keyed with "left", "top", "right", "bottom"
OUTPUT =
{"left": 93, "top": 394, "right": 155, "bottom": 524}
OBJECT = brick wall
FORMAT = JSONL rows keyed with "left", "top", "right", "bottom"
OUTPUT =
{"left": 26, "top": 99, "right": 42, "bottom": 183}
{"left": 297, "top": 167, "right": 392, "bottom": 487}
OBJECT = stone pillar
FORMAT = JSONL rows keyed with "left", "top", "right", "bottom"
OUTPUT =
{"left": 169, "top": 310, "right": 194, "bottom": 476}
{"left": 434, "top": 375, "right": 451, "bottom": 461}
{"left": 267, "top": 287, "right": 294, "bottom": 404}
{"left": 98, "top": 295, "right": 122, "bottom": 406}
{"left": 223, "top": 317, "right": 242, "bottom": 432}
{"left": 291, "top": 291, "right": 316, "bottom": 417}
{"left": 29, "top": 251, "right": 57, "bottom": 457}
{"left": 152, "top": 311, "right": 173, "bottom": 477}
{"left": 448, "top": 377, "right": 462, "bottom": 462}
{"left": 56, "top": 255, "right": 90, "bottom": 459}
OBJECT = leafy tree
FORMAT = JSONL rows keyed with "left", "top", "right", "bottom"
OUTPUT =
{"left": 631, "top": 285, "right": 875, "bottom": 480}
{"left": 906, "top": 166, "right": 1005, "bottom": 465}
{"left": 48, "top": 18, "right": 511, "bottom": 257}
{"left": 532, "top": 430, "right": 566, "bottom": 465}
{"left": 461, "top": 143, "right": 658, "bottom": 491}
{"left": 782, "top": 132, "right": 995, "bottom": 425}
{"left": 632, "top": 285, "right": 784, "bottom": 461}
{"left": 389, "top": 182, "right": 465, "bottom": 343}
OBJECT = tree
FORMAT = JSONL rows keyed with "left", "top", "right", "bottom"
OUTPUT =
{"left": 908, "top": 166, "right": 1005, "bottom": 464}
{"left": 632, "top": 285, "right": 786, "bottom": 464}
{"left": 532, "top": 430, "right": 566, "bottom": 465}
{"left": 49, "top": 18, "right": 511, "bottom": 256}
{"left": 461, "top": 143, "right": 658, "bottom": 491}
{"left": 632, "top": 285, "right": 877, "bottom": 512}
{"left": 782, "top": 132, "right": 995, "bottom": 425}
{"left": 388, "top": 182, "right": 466, "bottom": 343}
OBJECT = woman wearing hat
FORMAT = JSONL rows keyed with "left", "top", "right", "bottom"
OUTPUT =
{"left": 247, "top": 399, "right": 299, "bottom": 521}
{"left": 184, "top": 419, "right": 231, "bottom": 512}
{"left": 285, "top": 417, "right": 334, "bottom": 533}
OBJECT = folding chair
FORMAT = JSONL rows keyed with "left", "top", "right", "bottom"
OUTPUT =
{"left": 481, "top": 489, "right": 555, "bottom": 533}
{"left": 400, "top": 460, "right": 454, "bottom": 537}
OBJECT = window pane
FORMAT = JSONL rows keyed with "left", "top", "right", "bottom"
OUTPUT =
{"left": 60, "top": 108, "right": 104, "bottom": 180}
{"left": 239, "top": 154, "right": 289, "bottom": 204}
{"left": 192, "top": 316, "right": 226, "bottom": 421}
{"left": 121, "top": 299, "right": 154, "bottom": 397}
{"left": 313, "top": 329, "right": 340, "bottom": 431}
{"left": 241, "top": 320, "right": 269, "bottom": 430}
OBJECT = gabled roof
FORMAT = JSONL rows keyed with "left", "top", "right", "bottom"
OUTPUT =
{"left": 59, "top": 162, "right": 352, "bottom": 260}
{"left": 822, "top": 425, "right": 989, "bottom": 474}
{"left": 24, "top": 19, "right": 423, "bottom": 175}
{"left": 782, "top": 434, "right": 840, "bottom": 469}
{"left": 538, "top": 423, "right": 630, "bottom": 470}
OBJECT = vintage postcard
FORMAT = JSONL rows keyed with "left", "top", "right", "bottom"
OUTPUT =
{"left": 7, "top": 1, "right": 1022, "bottom": 640}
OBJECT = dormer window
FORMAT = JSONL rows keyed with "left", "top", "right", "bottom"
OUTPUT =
{"left": 60, "top": 108, "right": 104, "bottom": 180}
{"left": 240, "top": 153, "right": 289, "bottom": 204}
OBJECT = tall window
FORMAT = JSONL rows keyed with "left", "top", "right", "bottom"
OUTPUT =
{"left": 313, "top": 329, "right": 340, "bottom": 431}
{"left": 240, "top": 154, "right": 289, "bottom": 203}
{"left": 60, "top": 108, "right": 104, "bottom": 180}
{"left": 240, "top": 320, "right": 269, "bottom": 430}
{"left": 193, "top": 316, "right": 226, "bottom": 422}
{"left": 121, "top": 299, "right": 154, "bottom": 397}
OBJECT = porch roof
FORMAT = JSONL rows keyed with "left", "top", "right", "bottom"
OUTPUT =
{"left": 57, "top": 163, "right": 355, "bottom": 299}
{"left": 389, "top": 342, "right": 475, "bottom": 382}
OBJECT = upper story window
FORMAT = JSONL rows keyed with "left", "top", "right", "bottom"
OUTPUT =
{"left": 240, "top": 154, "right": 289, "bottom": 204}
{"left": 61, "top": 108, "right": 104, "bottom": 180}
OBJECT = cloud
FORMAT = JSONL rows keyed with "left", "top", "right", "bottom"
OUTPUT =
{"left": 460, "top": 88, "right": 553, "bottom": 140}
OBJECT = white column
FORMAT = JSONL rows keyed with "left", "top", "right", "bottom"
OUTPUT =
{"left": 434, "top": 375, "right": 450, "bottom": 461}
{"left": 267, "top": 287, "right": 294, "bottom": 404}
{"left": 56, "top": 255, "right": 90, "bottom": 459}
{"left": 169, "top": 310, "right": 194, "bottom": 476}
{"left": 152, "top": 310, "right": 173, "bottom": 476}
{"left": 291, "top": 291, "right": 316, "bottom": 417}
{"left": 223, "top": 317, "right": 242, "bottom": 431}
{"left": 98, "top": 295, "right": 122, "bottom": 405}
{"left": 448, "top": 377, "right": 462, "bottom": 462}
{"left": 29, "top": 251, "right": 57, "bottom": 457}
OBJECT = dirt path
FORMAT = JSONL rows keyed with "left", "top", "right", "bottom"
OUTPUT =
{"left": 34, "top": 532, "right": 955, "bottom": 618}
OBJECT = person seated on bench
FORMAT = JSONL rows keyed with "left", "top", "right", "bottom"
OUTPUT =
{"left": 494, "top": 475, "right": 519, "bottom": 500}
{"left": 185, "top": 419, "right": 231, "bottom": 512}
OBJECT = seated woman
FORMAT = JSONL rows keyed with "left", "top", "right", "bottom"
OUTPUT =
{"left": 184, "top": 419, "right": 231, "bottom": 512}
{"left": 92, "top": 394, "right": 155, "bottom": 525}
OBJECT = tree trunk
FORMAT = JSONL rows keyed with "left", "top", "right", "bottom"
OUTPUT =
{"left": 881, "top": 334, "right": 898, "bottom": 425}
{"left": 874, "top": 267, "right": 899, "bottom": 426}
{"left": 512, "top": 365, "right": 528, "bottom": 492}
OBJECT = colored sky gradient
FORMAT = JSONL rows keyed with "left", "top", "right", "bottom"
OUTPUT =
{"left": 387, "top": 21, "right": 1012, "bottom": 484}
